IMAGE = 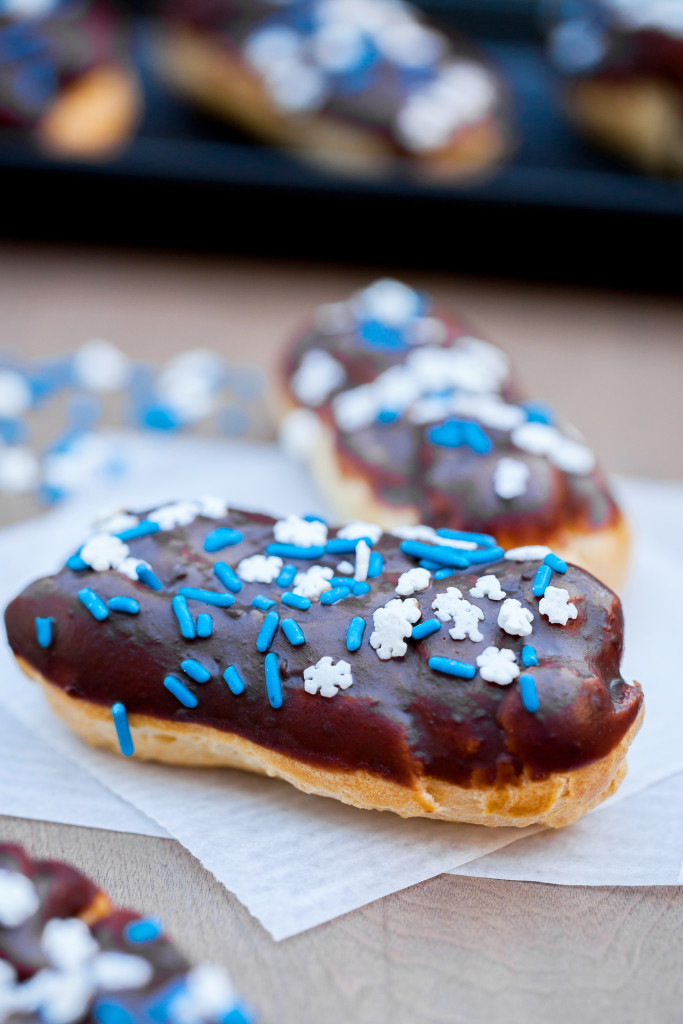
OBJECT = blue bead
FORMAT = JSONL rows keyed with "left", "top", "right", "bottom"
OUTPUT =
{"left": 462, "top": 421, "right": 493, "bottom": 454}
{"left": 223, "top": 665, "right": 245, "bottom": 695}
{"left": 35, "top": 616, "right": 52, "bottom": 648}
{"left": 107, "top": 596, "right": 140, "bottom": 615}
{"left": 519, "top": 674, "right": 540, "bottom": 713}
{"left": 136, "top": 564, "right": 163, "bottom": 591}
{"left": 78, "top": 588, "right": 108, "bottom": 621}
{"left": 256, "top": 610, "right": 279, "bottom": 652}
{"left": 111, "top": 703, "right": 134, "bottom": 757}
{"left": 326, "top": 537, "right": 372, "bottom": 554}
{"left": 428, "top": 656, "right": 476, "bottom": 679}
{"left": 265, "top": 543, "right": 326, "bottom": 560}
{"left": 282, "top": 618, "right": 305, "bottom": 646}
{"left": 264, "top": 652, "right": 283, "bottom": 709}
{"left": 544, "top": 552, "right": 567, "bottom": 574}
{"left": 92, "top": 1000, "right": 135, "bottom": 1024}
{"left": 303, "top": 514, "right": 327, "bottom": 523}
{"left": 466, "top": 546, "right": 505, "bottom": 566}
{"left": 399, "top": 540, "right": 469, "bottom": 569}
{"left": 522, "top": 401, "right": 554, "bottom": 425}
{"left": 376, "top": 409, "right": 400, "bottom": 424}
{"left": 163, "top": 675, "right": 198, "bottom": 708}
{"left": 367, "top": 552, "right": 383, "bottom": 578}
{"left": 178, "top": 586, "right": 235, "bottom": 608}
{"left": 346, "top": 616, "right": 366, "bottom": 652}
{"left": 213, "top": 561, "right": 242, "bottom": 593}
{"left": 196, "top": 613, "right": 213, "bottom": 637}
{"left": 352, "top": 581, "right": 371, "bottom": 596}
{"left": 521, "top": 645, "right": 537, "bottom": 667}
{"left": 532, "top": 564, "right": 552, "bottom": 597}
{"left": 428, "top": 419, "right": 464, "bottom": 448}
{"left": 358, "top": 319, "right": 406, "bottom": 350}
{"left": 203, "top": 528, "right": 243, "bottom": 552}
{"left": 320, "top": 587, "right": 351, "bottom": 605}
{"left": 276, "top": 564, "right": 297, "bottom": 587}
{"left": 124, "top": 918, "right": 163, "bottom": 944}
{"left": 281, "top": 592, "right": 311, "bottom": 610}
{"left": 419, "top": 560, "right": 441, "bottom": 571}
{"left": 115, "top": 521, "right": 160, "bottom": 542}
{"left": 433, "top": 568, "right": 454, "bottom": 581}
{"left": 171, "top": 595, "right": 195, "bottom": 640}
{"left": 252, "top": 595, "right": 276, "bottom": 611}
{"left": 412, "top": 619, "right": 441, "bottom": 640}
{"left": 181, "top": 659, "right": 211, "bottom": 684}
{"left": 66, "top": 553, "right": 88, "bottom": 571}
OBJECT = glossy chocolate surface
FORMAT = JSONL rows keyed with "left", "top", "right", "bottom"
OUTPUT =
{"left": 5, "top": 507, "right": 642, "bottom": 790}
{"left": 283, "top": 306, "right": 620, "bottom": 542}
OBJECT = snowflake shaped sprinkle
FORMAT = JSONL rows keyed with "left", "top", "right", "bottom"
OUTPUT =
{"left": 336, "top": 560, "right": 354, "bottom": 575}
{"left": 0, "top": 869, "right": 39, "bottom": 928}
{"left": 539, "top": 586, "right": 578, "bottom": 626}
{"left": 493, "top": 457, "right": 530, "bottom": 500}
{"left": 498, "top": 598, "right": 534, "bottom": 637}
{"left": 147, "top": 501, "right": 200, "bottom": 530}
{"left": 291, "top": 348, "right": 346, "bottom": 406}
{"left": 396, "top": 567, "right": 431, "bottom": 596}
{"left": 430, "top": 590, "right": 485, "bottom": 642}
{"left": 79, "top": 534, "right": 130, "bottom": 572}
{"left": 337, "top": 520, "right": 383, "bottom": 544}
{"left": 370, "top": 598, "right": 421, "bottom": 660}
{"left": 304, "top": 657, "right": 354, "bottom": 698}
{"left": 469, "top": 575, "right": 506, "bottom": 601}
{"left": 476, "top": 646, "right": 520, "bottom": 685}
{"left": 196, "top": 495, "right": 228, "bottom": 519}
{"left": 292, "top": 564, "right": 334, "bottom": 600}
{"left": 273, "top": 513, "right": 328, "bottom": 547}
{"left": 237, "top": 554, "right": 283, "bottom": 584}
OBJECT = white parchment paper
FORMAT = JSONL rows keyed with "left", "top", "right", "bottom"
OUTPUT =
{"left": 0, "top": 435, "right": 681, "bottom": 938}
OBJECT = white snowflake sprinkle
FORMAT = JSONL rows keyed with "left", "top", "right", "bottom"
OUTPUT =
{"left": 304, "top": 656, "right": 354, "bottom": 698}
{"left": 494, "top": 457, "right": 530, "bottom": 500}
{"left": 351, "top": 279, "right": 421, "bottom": 328}
{"left": 431, "top": 587, "right": 462, "bottom": 620}
{"left": 336, "top": 560, "right": 354, "bottom": 575}
{"left": 396, "top": 567, "right": 431, "bottom": 596}
{"left": 291, "top": 349, "right": 346, "bottom": 406}
{"left": 196, "top": 496, "right": 228, "bottom": 519}
{"left": 273, "top": 514, "right": 328, "bottom": 548}
{"left": 431, "top": 588, "right": 485, "bottom": 641}
{"left": 469, "top": 575, "right": 506, "bottom": 601}
{"left": 504, "top": 545, "right": 552, "bottom": 562}
{"left": 370, "top": 598, "right": 421, "bottom": 660}
{"left": 0, "top": 869, "right": 39, "bottom": 927}
{"left": 354, "top": 539, "right": 371, "bottom": 582}
{"left": 539, "top": 586, "right": 578, "bottom": 626}
{"left": 279, "top": 408, "right": 322, "bottom": 460}
{"left": 498, "top": 598, "right": 534, "bottom": 637}
{"left": 292, "top": 564, "right": 334, "bottom": 600}
{"left": 72, "top": 338, "right": 129, "bottom": 392}
{"left": 92, "top": 510, "right": 138, "bottom": 535}
{"left": 79, "top": 534, "right": 130, "bottom": 572}
{"left": 147, "top": 501, "right": 199, "bottom": 530}
{"left": 170, "top": 963, "right": 239, "bottom": 1023}
{"left": 337, "top": 520, "right": 383, "bottom": 544}
{"left": 511, "top": 422, "right": 595, "bottom": 476}
{"left": 476, "top": 646, "right": 520, "bottom": 685}
{"left": 237, "top": 554, "right": 283, "bottom": 584}
{"left": 0, "top": 370, "right": 32, "bottom": 418}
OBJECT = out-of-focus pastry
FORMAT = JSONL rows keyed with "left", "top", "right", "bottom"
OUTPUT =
{"left": 545, "top": 0, "right": 683, "bottom": 175}
{"left": 154, "top": 0, "right": 511, "bottom": 177}
{"left": 0, "top": 0, "right": 141, "bottom": 158}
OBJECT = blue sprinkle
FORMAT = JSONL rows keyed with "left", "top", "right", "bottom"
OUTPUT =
{"left": 412, "top": 619, "right": 441, "bottom": 640}
{"left": 264, "top": 652, "right": 283, "bottom": 709}
{"left": 276, "top": 564, "right": 297, "bottom": 587}
{"left": 521, "top": 645, "right": 537, "bottom": 667}
{"left": 181, "top": 658, "right": 211, "bottom": 683}
{"left": 115, "top": 520, "right": 160, "bottom": 542}
{"left": 522, "top": 401, "right": 554, "bottom": 425}
{"left": 367, "top": 552, "right": 383, "bottom": 578}
{"left": 358, "top": 318, "right": 406, "bottom": 350}
{"left": 136, "top": 564, "right": 163, "bottom": 591}
{"left": 466, "top": 546, "right": 505, "bottom": 566}
{"left": 124, "top": 918, "right": 163, "bottom": 944}
{"left": 434, "top": 568, "right": 454, "bottom": 580}
{"left": 419, "top": 559, "right": 441, "bottom": 571}
{"left": 376, "top": 408, "right": 400, "bottom": 424}
{"left": 352, "top": 581, "right": 371, "bottom": 596}
{"left": 111, "top": 703, "right": 134, "bottom": 757}
{"left": 436, "top": 529, "right": 497, "bottom": 548}
{"left": 282, "top": 618, "right": 305, "bottom": 646}
{"left": 265, "top": 543, "right": 326, "bottom": 560}
{"left": 196, "top": 613, "right": 213, "bottom": 637}
{"left": 321, "top": 586, "right": 351, "bottom": 605}
{"left": 428, "top": 418, "right": 464, "bottom": 448}
{"left": 213, "top": 561, "right": 242, "bottom": 594}
{"left": 78, "top": 588, "right": 108, "bottom": 621}
{"left": 325, "top": 537, "right": 372, "bottom": 554}
{"left": 93, "top": 1000, "right": 135, "bottom": 1024}
{"left": 35, "top": 617, "right": 52, "bottom": 648}
{"left": 519, "top": 674, "right": 540, "bottom": 713}
{"left": 346, "top": 616, "right": 366, "bottom": 651}
{"left": 223, "top": 665, "right": 245, "bottom": 695}
{"left": 107, "top": 596, "right": 140, "bottom": 614}
{"left": 256, "top": 610, "right": 279, "bottom": 652}
{"left": 462, "top": 420, "right": 493, "bottom": 454}
{"left": 66, "top": 553, "right": 88, "bottom": 571}
{"left": 171, "top": 595, "right": 195, "bottom": 640}
{"left": 204, "top": 527, "right": 243, "bottom": 552}
{"left": 544, "top": 552, "right": 567, "bottom": 574}
{"left": 331, "top": 576, "right": 354, "bottom": 588}
{"left": 178, "top": 586, "right": 235, "bottom": 608}
{"left": 532, "top": 564, "right": 553, "bottom": 597}
{"left": 163, "top": 675, "right": 198, "bottom": 708}
{"left": 252, "top": 595, "right": 276, "bottom": 611}
{"left": 400, "top": 540, "right": 470, "bottom": 569}
{"left": 428, "top": 656, "right": 476, "bottom": 679}
{"left": 303, "top": 514, "right": 327, "bottom": 523}
{"left": 281, "top": 592, "right": 311, "bottom": 610}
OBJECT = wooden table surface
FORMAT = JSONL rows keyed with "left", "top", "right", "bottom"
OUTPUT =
{"left": 1, "top": 243, "right": 682, "bottom": 1024}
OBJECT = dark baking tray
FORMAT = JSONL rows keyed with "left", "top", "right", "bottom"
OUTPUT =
{"left": 0, "top": 0, "right": 680, "bottom": 291}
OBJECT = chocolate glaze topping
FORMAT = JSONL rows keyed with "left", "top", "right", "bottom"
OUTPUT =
{"left": 4, "top": 504, "right": 642, "bottom": 793}
{"left": 282, "top": 284, "right": 620, "bottom": 544}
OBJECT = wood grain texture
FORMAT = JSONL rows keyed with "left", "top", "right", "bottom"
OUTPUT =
{"left": 2, "top": 815, "right": 682, "bottom": 1024}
